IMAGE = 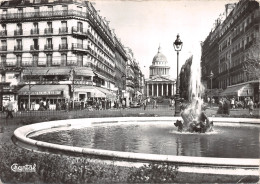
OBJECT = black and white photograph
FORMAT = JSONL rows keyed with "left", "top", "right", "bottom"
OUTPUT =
{"left": 0, "top": 0, "right": 259, "bottom": 183}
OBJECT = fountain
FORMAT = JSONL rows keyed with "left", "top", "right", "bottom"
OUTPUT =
{"left": 11, "top": 44, "right": 260, "bottom": 182}
{"left": 175, "top": 46, "right": 213, "bottom": 133}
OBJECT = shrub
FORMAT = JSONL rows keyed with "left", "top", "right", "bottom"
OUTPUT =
{"left": 127, "top": 163, "right": 179, "bottom": 183}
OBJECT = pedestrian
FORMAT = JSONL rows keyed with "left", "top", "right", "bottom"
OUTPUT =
{"left": 217, "top": 98, "right": 224, "bottom": 114}
{"left": 5, "top": 100, "right": 14, "bottom": 119}
{"left": 223, "top": 98, "right": 230, "bottom": 115}
{"left": 248, "top": 98, "right": 254, "bottom": 116}
{"left": 31, "top": 100, "right": 36, "bottom": 111}
{"left": 143, "top": 98, "right": 147, "bottom": 110}
{"left": 122, "top": 99, "right": 126, "bottom": 109}
{"left": 230, "top": 97, "right": 235, "bottom": 109}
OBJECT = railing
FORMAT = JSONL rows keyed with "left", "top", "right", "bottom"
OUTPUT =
{"left": 71, "top": 27, "right": 87, "bottom": 35}
{"left": 59, "top": 44, "right": 68, "bottom": 50}
{"left": 59, "top": 27, "right": 68, "bottom": 33}
{"left": 30, "top": 45, "right": 39, "bottom": 50}
{"left": 14, "top": 45, "right": 23, "bottom": 51}
{"left": 44, "top": 44, "right": 53, "bottom": 50}
{"left": 44, "top": 28, "right": 53, "bottom": 34}
{"left": 30, "top": 29, "right": 39, "bottom": 35}
{"left": 14, "top": 29, "right": 23, "bottom": 36}
{"left": 0, "top": 46, "right": 7, "bottom": 51}
{"left": 0, "top": 30, "right": 7, "bottom": 36}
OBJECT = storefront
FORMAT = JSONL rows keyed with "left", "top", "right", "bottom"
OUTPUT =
{"left": 220, "top": 83, "right": 255, "bottom": 101}
{"left": 18, "top": 85, "right": 69, "bottom": 110}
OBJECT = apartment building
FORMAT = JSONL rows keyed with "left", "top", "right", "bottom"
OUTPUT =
{"left": 201, "top": 0, "right": 260, "bottom": 101}
{"left": 0, "top": 0, "right": 131, "bottom": 109}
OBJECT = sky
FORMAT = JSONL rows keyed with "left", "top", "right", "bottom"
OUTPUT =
{"left": 90, "top": 0, "right": 239, "bottom": 79}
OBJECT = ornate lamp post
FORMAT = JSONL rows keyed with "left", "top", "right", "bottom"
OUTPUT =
{"left": 209, "top": 70, "right": 214, "bottom": 108}
{"left": 173, "top": 34, "right": 183, "bottom": 116}
{"left": 122, "top": 74, "right": 126, "bottom": 100}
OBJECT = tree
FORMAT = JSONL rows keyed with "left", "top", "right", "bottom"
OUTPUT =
{"left": 243, "top": 37, "right": 260, "bottom": 80}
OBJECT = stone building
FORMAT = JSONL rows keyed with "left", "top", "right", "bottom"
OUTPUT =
{"left": 145, "top": 46, "right": 175, "bottom": 98}
{"left": 0, "top": 0, "right": 132, "bottom": 109}
{"left": 201, "top": 0, "right": 260, "bottom": 101}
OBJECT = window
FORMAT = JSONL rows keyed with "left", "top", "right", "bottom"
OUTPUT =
{"left": 61, "top": 37, "right": 67, "bottom": 49}
{"left": 32, "top": 54, "right": 38, "bottom": 66}
{"left": 77, "top": 22, "right": 83, "bottom": 32}
{"left": 1, "top": 55, "right": 6, "bottom": 67}
{"left": 1, "top": 40, "right": 7, "bottom": 51}
{"left": 34, "top": 7, "right": 39, "bottom": 16}
{"left": 61, "top": 54, "right": 67, "bottom": 66}
{"left": 2, "top": 9, "right": 7, "bottom": 19}
{"left": 77, "top": 54, "right": 83, "bottom": 67}
{"left": 16, "top": 39, "right": 22, "bottom": 50}
{"left": 46, "top": 38, "right": 52, "bottom": 49}
{"left": 46, "top": 54, "right": 52, "bottom": 66}
{"left": 48, "top": 6, "right": 53, "bottom": 12}
{"left": 62, "top": 5, "right": 68, "bottom": 11}
{"left": 60, "top": 21, "right": 67, "bottom": 33}
{"left": 33, "top": 39, "right": 38, "bottom": 50}
{"left": 16, "top": 55, "right": 22, "bottom": 67}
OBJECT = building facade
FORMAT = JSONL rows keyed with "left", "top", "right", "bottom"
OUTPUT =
{"left": 145, "top": 46, "right": 175, "bottom": 98}
{"left": 0, "top": 0, "right": 138, "bottom": 110}
{"left": 201, "top": 0, "right": 260, "bottom": 101}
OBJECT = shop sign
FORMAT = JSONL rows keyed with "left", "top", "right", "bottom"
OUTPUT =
{"left": 238, "top": 84, "right": 254, "bottom": 96}
{"left": 19, "top": 91, "right": 61, "bottom": 95}
{"left": 73, "top": 80, "right": 93, "bottom": 85}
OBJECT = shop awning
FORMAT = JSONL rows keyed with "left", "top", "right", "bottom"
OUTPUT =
{"left": 18, "top": 85, "right": 68, "bottom": 96}
{"left": 23, "top": 68, "right": 50, "bottom": 75}
{"left": 74, "top": 68, "right": 95, "bottom": 76}
{"left": 220, "top": 84, "right": 254, "bottom": 97}
{"left": 47, "top": 68, "right": 71, "bottom": 75}
{"left": 74, "top": 85, "right": 106, "bottom": 98}
{"left": 95, "top": 87, "right": 116, "bottom": 99}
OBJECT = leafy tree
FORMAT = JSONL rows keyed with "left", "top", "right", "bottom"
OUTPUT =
{"left": 243, "top": 36, "right": 260, "bottom": 80}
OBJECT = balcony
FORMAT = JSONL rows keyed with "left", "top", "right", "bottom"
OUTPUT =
{"left": 14, "top": 29, "right": 23, "bottom": 36}
{"left": 44, "top": 44, "right": 53, "bottom": 50}
{"left": 30, "top": 45, "right": 39, "bottom": 51}
{"left": 0, "top": 30, "right": 7, "bottom": 36}
{"left": 44, "top": 28, "right": 53, "bottom": 34}
{"left": 67, "top": 60, "right": 78, "bottom": 66}
{"left": 72, "top": 27, "right": 87, "bottom": 35}
{"left": 59, "top": 44, "right": 68, "bottom": 50}
{"left": 59, "top": 27, "right": 68, "bottom": 34}
{"left": 30, "top": 29, "right": 39, "bottom": 35}
{"left": 71, "top": 43, "right": 88, "bottom": 52}
{"left": 0, "top": 46, "right": 7, "bottom": 51}
{"left": 22, "top": 62, "right": 33, "bottom": 67}
{"left": 14, "top": 45, "right": 23, "bottom": 51}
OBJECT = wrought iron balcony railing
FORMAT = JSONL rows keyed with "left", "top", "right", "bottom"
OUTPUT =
{"left": 59, "top": 44, "right": 68, "bottom": 50}
{"left": 31, "top": 29, "right": 39, "bottom": 35}
{"left": 30, "top": 45, "right": 39, "bottom": 50}
{"left": 59, "top": 27, "right": 68, "bottom": 33}
{"left": 14, "top": 45, "right": 23, "bottom": 51}
{"left": 44, "top": 44, "right": 53, "bottom": 50}
{"left": 14, "top": 29, "right": 23, "bottom": 36}
{"left": 44, "top": 28, "right": 53, "bottom": 34}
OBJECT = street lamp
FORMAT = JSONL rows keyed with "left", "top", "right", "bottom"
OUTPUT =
{"left": 122, "top": 74, "right": 126, "bottom": 100}
{"left": 173, "top": 34, "right": 183, "bottom": 116}
{"left": 69, "top": 68, "right": 75, "bottom": 109}
{"left": 209, "top": 70, "right": 214, "bottom": 108}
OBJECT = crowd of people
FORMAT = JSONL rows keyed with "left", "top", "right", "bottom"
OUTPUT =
{"left": 217, "top": 97, "right": 255, "bottom": 116}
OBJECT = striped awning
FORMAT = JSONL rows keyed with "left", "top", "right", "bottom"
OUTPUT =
{"left": 74, "top": 68, "right": 95, "bottom": 76}
{"left": 18, "top": 85, "right": 68, "bottom": 96}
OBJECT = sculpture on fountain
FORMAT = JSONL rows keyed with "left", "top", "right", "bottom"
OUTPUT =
{"left": 174, "top": 96, "right": 214, "bottom": 133}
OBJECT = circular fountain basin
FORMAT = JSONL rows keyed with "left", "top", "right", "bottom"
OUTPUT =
{"left": 13, "top": 117, "right": 260, "bottom": 180}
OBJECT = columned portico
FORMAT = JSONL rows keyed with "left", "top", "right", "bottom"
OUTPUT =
{"left": 145, "top": 45, "right": 175, "bottom": 98}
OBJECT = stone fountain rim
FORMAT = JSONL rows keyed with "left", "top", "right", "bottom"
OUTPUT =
{"left": 13, "top": 116, "right": 260, "bottom": 168}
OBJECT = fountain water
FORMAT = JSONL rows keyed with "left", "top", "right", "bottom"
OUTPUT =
{"left": 175, "top": 45, "right": 212, "bottom": 133}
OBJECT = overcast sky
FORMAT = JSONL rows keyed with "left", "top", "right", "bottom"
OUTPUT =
{"left": 91, "top": 0, "right": 239, "bottom": 79}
